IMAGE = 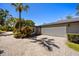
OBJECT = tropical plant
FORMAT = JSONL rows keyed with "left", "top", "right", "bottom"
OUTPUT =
{"left": 14, "top": 26, "right": 33, "bottom": 38}
{"left": 24, "top": 20, "right": 35, "bottom": 26}
{"left": 6, "top": 15, "right": 16, "bottom": 27}
{"left": 0, "top": 25, "right": 2, "bottom": 30}
{"left": 11, "top": 3, "right": 29, "bottom": 30}
{"left": 0, "top": 8, "right": 9, "bottom": 25}
{"left": 21, "top": 26, "right": 33, "bottom": 37}
{"left": 15, "top": 19, "right": 35, "bottom": 29}
{"left": 1, "top": 25, "right": 8, "bottom": 31}
{"left": 14, "top": 19, "right": 24, "bottom": 29}
{"left": 14, "top": 19, "right": 35, "bottom": 38}
{"left": 14, "top": 31, "right": 22, "bottom": 38}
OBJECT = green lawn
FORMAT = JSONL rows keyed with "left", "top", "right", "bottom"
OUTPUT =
{"left": 66, "top": 41, "right": 79, "bottom": 52}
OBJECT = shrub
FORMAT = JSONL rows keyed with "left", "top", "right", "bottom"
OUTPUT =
{"left": 14, "top": 26, "right": 33, "bottom": 38}
{"left": 2, "top": 25, "right": 8, "bottom": 31}
{"left": 21, "top": 26, "right": 33, "bottom": 37}
{"left": 0, "top": 25, "right": 2, "bottom": 30}
{"left": 13, "top": 19, "right": 35, "bottom": 38}
{"left": 24, "top": 20, "right": 35, "bottom": 27}
{"left": 0, "top": 24, "right": 14, "bottom": 31}
{"left": 0, "top": 25, "right": 8, "bottom": 31}
{"left": 13, "top": 27, "right": 17, "bottom": 33}
{"left": 15, "top": 20, "right": 23, "bottom": 29}
{"left": 2, "top": 25, "right": 14, "bottom": 31}
{"left": 67, "top": 33, "right": 79, "bottom": 44}
{"left": 0, "top": 30, "right": 2, "bottom": 33}
{"left": 7, "top": 26, "right": 14, "bottom": 31}
{"left": 14, "top": 31, "right": 22, "bottom": 38}
{"left": 15, "top": 20, "right": 35, "bottom": 29}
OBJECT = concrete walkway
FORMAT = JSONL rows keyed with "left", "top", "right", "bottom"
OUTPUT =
{"left": 0, "top": 32, "right": 79, "bottom": 56}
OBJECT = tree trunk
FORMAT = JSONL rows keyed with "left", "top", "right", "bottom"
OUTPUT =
{"left": 19, "top": 11, "right": 21, "bottom": 31}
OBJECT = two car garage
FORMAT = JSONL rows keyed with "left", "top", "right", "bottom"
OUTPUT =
{"left": 41, "top": 25, "right": 67, "bottom": 38}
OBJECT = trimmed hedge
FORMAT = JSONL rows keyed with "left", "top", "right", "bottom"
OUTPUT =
{"left": 67, "top": 33, "right": 79, "bottom": 44}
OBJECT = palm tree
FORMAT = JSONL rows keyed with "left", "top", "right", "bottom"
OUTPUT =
{"left": 76, "top": 4, "right": 79, "bottom": 16}
{"left": 11, "top": 3, "right": 29, "bottom": 30}
{"left": 0, "top": 8, "right": 9, "bottom": 25}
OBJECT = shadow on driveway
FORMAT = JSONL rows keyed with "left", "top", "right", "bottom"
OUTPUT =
{"left": 0, "top": 50, "right": 4, "bottom": 56}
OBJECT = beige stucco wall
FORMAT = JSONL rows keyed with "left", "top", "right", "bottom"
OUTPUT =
{"left": 67, "top": 22, "right": 79, "bottom": 34}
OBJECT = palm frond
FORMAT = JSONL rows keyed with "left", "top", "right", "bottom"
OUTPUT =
{"left": 15, "top": 4, "right": 24, "bottom": 12}
{"left": 24, "top": 5, "right": 29, "bottom": 11}
{"left": 11, "top": 3, "right": 17, "bottom": 7}
{"left": 76, "top": 4, "right": 79, "bottom": 10}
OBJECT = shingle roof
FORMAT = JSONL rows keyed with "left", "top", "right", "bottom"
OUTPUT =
{"left": 40, "top": 17, "right": 79, "bottom": 26}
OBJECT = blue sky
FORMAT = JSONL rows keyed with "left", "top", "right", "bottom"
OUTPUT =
{"left": 0, "top": 3, "right": 77, "bottom": 25}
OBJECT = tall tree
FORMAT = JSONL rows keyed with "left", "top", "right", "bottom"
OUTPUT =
{"left": 0, "top": 8, "right": 9, "bottom": 25}
{"left": 11, "top": 3, "right": 29, "bottom": 30}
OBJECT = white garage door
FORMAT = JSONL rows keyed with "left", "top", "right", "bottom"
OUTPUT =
{"left": 41, "top": 26, "right": 67, "bottom": 37}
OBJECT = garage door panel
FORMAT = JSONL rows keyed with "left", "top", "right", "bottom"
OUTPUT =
{"left": 41, "top": 26, "right": 67, "bottom": 37}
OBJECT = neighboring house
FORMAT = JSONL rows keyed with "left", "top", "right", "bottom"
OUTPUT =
{"left": 39, "top": 18, "right": 79, "bottom": 38}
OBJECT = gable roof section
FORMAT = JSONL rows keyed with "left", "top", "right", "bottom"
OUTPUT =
{"left": 40, "top": 17, "right": 79, "bottom": 26}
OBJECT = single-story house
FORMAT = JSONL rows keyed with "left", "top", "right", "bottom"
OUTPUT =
{"left": 39, "top": 18, "right": 79, "bottom": 38}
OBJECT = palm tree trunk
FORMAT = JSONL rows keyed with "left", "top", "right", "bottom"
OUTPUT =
{"left": 19, "top": 11, "right": 21, "bottom": 31}
{"left": 19, "top": 11, "right": 21, "bottom": 20}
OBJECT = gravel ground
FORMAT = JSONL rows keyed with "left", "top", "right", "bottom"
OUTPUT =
{"left": 0, "top": 32, "right": 79, "bottom": 56}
